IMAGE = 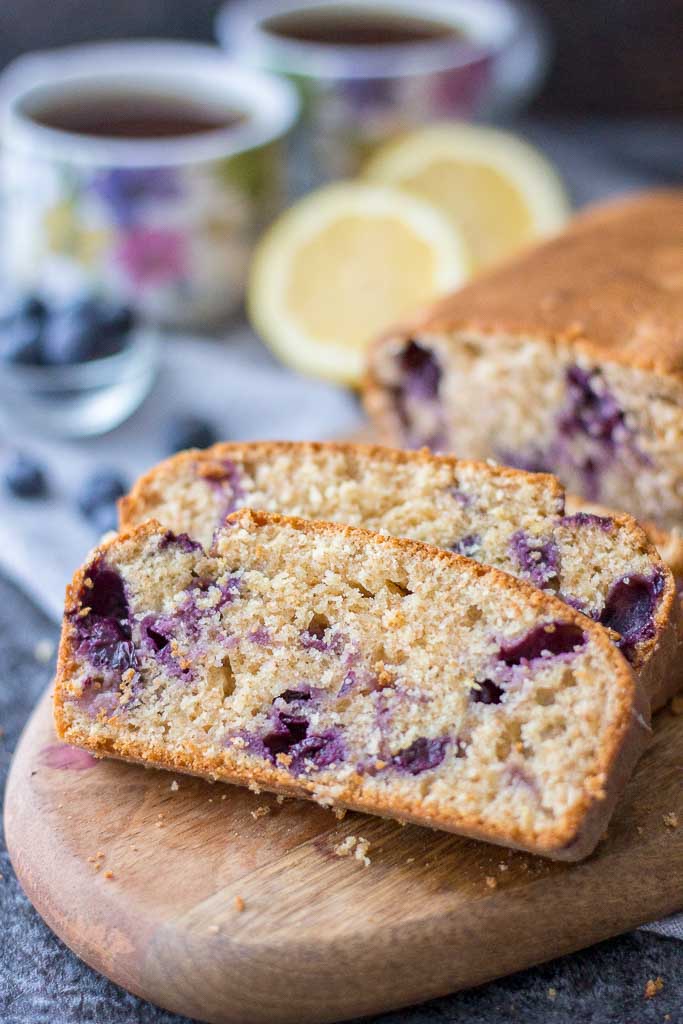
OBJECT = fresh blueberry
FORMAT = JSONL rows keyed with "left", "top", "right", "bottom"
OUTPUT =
{"left": 77, "top": 468, "right": 127, "bottom": 533}
{"left": 0, "top": 292, "right": 47, "bottom": 326}
{"left": 100, "top": 303, "right": 135, "bottom": 339}
{"left": 90, "top": 502, "right": 119, "bottom": 535}
{"left": 0, "top": 318, "right": 44, "bottom": 364}
{"left": 42, "top": 308, "right": 102, "bottom": 365}
{"left": 3, "top": 451, "right": 48, "bottom": 498}
{"left": 164, "top": 414, "right": 217, "bottom": 454}
{"left": 77, "top": 469, "right": 127, "bottom": 519}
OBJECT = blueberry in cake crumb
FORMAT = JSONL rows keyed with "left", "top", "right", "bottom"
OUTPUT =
{"left": 3, "top": 451, "right": 48, "bottom": 498}
{"left": 499, "top": 622, "right": 586, "bottom": 666}
{"left": 470, "top": 679, "right": 504, "bottom": 705}
{"left": 452, "top": 534, "right": 480, "bottom": 557}
{"left": 391, "top": 736, "right": 448, "bottom": 775}
{"left": 600, "top": 572, "right": 665, "bottom": 656}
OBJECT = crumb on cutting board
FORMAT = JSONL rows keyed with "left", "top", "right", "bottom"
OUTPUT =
{"left": 250, "top": 805, "right": 270, "bottom": 820}
{"left": 644, "top": 976, "right": 664, "bottom": 999}
{"left": 663, "top": 813, "right": 679, "bottom": 829}
{"left": 333, "top": 835, "right": 371, "bottom": 867}
{"left": 669, "top": 694, "right": 683, "bottom": 716}
{"left": 234, "top": 895, "right": 246, "bottom": 913}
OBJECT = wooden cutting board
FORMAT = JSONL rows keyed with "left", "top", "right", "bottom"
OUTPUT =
{"left": 5, "top": 687, "right": 683, "bottom": 1024}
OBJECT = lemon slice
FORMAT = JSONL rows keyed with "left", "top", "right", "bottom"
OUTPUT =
{"left": 364, "top": 123, "right": 570, "bottom": 271}
{"left": 248, "top": 182, "right": 469, "bottom": 386}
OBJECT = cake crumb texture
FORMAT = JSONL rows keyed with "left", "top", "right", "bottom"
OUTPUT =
{"left": 119, "top": 441, "right": 680, "bottom": 709}
{"left": 54, "top": 511, "right": 649, "bottom": 861}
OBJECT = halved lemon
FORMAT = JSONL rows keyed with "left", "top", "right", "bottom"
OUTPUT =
{"left": 364, "top": 123, "right": 570, "bottom": 271}
{"left": 247, "top": 181, "right": 469, "bottom": 386}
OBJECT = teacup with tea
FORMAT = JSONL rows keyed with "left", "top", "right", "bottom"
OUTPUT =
{"left": 0, "top": 41, "right": 299, "bottom": 328}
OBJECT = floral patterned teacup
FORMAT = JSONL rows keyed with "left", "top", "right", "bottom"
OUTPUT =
{"left": 0, "top": 41, "right": 299, "bottom": 328}
{"left": 217, "top": 0, "right": 548, "bottom": 186}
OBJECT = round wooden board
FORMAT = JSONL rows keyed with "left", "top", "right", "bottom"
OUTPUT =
{"left": 5, "top": 687, "right": 683, "bottom": 1024}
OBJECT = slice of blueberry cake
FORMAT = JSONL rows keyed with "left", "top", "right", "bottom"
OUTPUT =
{"left": 364, "top": 190, "right": 683, "bottom": 531}
{"left": 55, "top": 511, "right": 649, "bottom": 861}
{"left": 119, "top": 442, "right": 680, "bottom": 710}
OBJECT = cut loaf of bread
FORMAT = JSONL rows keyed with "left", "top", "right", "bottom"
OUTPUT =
{"left": 364, "top": 190, "right": 683, "bottom": 531}
{"left": 119, "top": 441, "right": 680, "bottom": 710}
{"left": 55, "top": 511, "right": 649, "bottom": 861}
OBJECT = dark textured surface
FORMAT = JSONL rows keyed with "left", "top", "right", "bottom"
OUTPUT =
{"left": 1, "top": 570, "right": 682, "bottom": 1022}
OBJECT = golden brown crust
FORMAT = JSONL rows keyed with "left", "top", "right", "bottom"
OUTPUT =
{"left": 118, "top": 439, "right": 565, "bottom": 529}
{"left": 55, "top": 511, "right": 650, "bottom": 862}
{"left": 365, "top": 189, "right": 683, "bottom": 380}
{"left": 118, "top": 440, "right": 681, "bottom": 711}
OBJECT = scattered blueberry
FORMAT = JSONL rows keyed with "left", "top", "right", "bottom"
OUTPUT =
{"left": 77, "top": 468, "right": 127, "bottom": 518}
{"left": 164, "top": 414, "right": 217, "bottom": 454}
{"left": 90, "top": 502, "right": 119, "bottom": 535}
{"left": 77, "top": 468, "right": 127, "bottom": 533}
{"left": 3, "top": 451, "right": 48, "bottom": 498}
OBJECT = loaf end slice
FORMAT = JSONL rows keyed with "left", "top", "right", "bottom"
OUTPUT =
{"left": 55, "top": 511, "right": 649, "bottom": 861}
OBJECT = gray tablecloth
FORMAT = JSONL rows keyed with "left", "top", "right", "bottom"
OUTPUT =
{"left": 2, "top": 118, "right": 683, "bottom": 1022}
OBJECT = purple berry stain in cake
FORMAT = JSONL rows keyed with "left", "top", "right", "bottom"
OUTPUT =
{"left": 392, "top": 340, "right": 446, "bottom": 450}
{"left": 556, "top": 366, "right": 649, "bottom": 500}
{"left": 470, "top": 678, "right": 504, "bottom": 705}
{"left": 510, "top": 530, "right": 559, "bottom": 589}
{"left": 159, "top": 530, "right": 202, "bottom": 554}
{"left": 495, "top": 448, "right": 551, "bottom": 475}
{"left": 599, "top": 571, "right": 665, "bottom": 657}
{"left": 452, "top": 534, "right": 480, "bottom": 557}
{"left": 392, "top": 736, "right": 448, "bottom": 775}
{"left": 499, "top": 621, "right": 586, "bottom": 666}
{"left": 248, "top": 625, "right": 272, "bottom": 646}
{"left": 450, "top": 487, "right": 472, "bottom": 507}
{"left": 259, "top": 708, "right": 344, "bottom": 774}
{"left": 72, "top": 559, "right": 138, "bottom": 683}
{"left": 561, "top": 512, "right": 614, "bottom": 532}
{"left": 201, "top": 458, "right": 245, "bottom": 532}
{"left": 300, "top": 616, "right": 345, "bottom": 655}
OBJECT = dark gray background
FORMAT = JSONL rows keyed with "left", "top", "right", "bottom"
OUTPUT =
{"left": 0, "top": 0, "right": 681, "bottom": 113}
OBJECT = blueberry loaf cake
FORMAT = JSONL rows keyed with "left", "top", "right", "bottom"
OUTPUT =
{"left": 119, "top": 442, "right": 680, "bottom": 709}
{"left": 364, "top": 190, "right": 683, "bottom": 530}
{"left": 55, "top": 511, "right": 649, "bottom": 861}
